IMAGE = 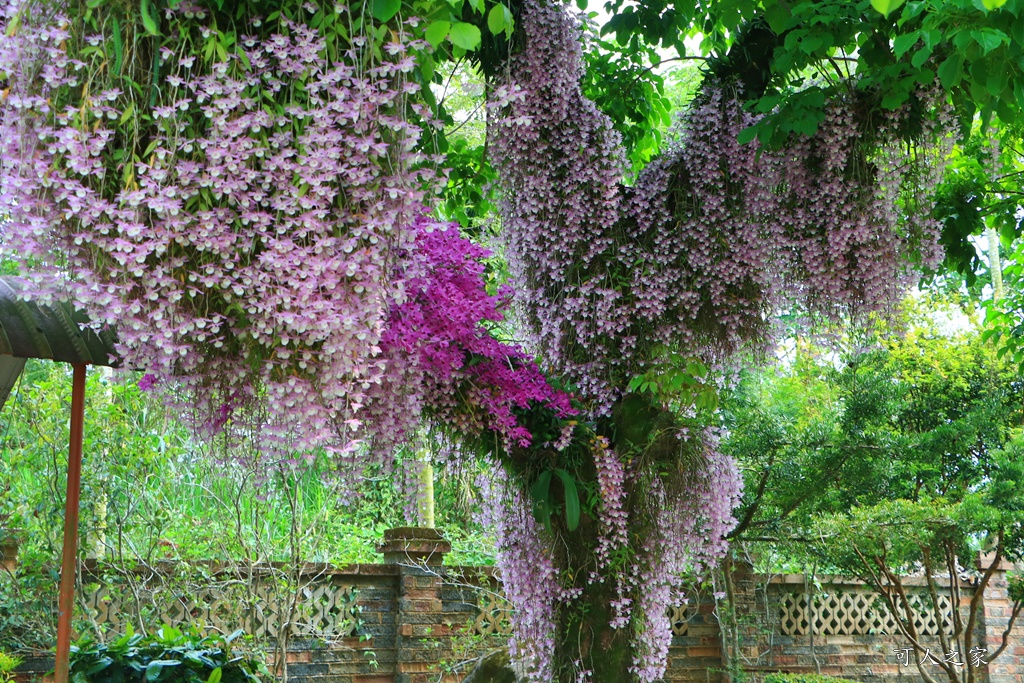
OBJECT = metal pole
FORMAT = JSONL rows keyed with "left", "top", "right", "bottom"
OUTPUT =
{"left": 55, "top": 363, "right": 87, "bottom": 683}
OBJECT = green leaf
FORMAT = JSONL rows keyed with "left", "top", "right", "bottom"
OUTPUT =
{"left": 448, "top": 22, "right": 481, "bottom": 50}
{"left": 554, "top": 469, "right": 580, "bottom": 532}
{"left": 82, "top": 657, "right": 114, "bottom": 675}
{"left": 111, "top": 16, "right": 123, "bottom": 74}
{"left": 4, "top": 9, "right": 20, "bottom": 35}
{"left": 870, "top": 0, "right": 905, "bottom": 17}
{"left": 144, "top": 661, "right": 181, "bottom": 682}
{"left": 487, "top": 5, "right": 506, "bottom": 35}
{"left": 937, "top": 54, "right": 963, "bottom": 89}
{"left": 911, "top": 46, "right": 932, "bottom": 68}
{"left": 922, "top": 29, "right": 942, "bottom": 49}
{"left": 893, "top": 31, "right": 919, "bottom": 58}
{"left": 686, "top": 361, "right": 708, "bottom": 378}
{"left": 987, "top": 68, "right": 1007, "bottom": 96}
{"left": 531, "top": 470, "right": 552, "bottom": 531}
{"left": 764, "top": 2, "right": 792, "bottom": 33}
{"left": 881, "top": 87, "right": 910, "bottom": 109}
{"left": 369, "top": 0, "right": 401, "bottom": 22}
{"left": 140, "top": 0, "right": 160, "bottom": 36}
{"left": 119, "top": 101, "right": 135, "bottom": 125}
{"left": 425, "top": 20, "right": 449, "bottom": 46}
{"left": 980, "top": 0, "right": 1007, "bottom": 10}
{"left": 207, "top": 668, "right": 223, "bottom": 683}
{"left": 971, "top": 29, "right": 1007, "bottom": 54}
{"left": 737, "top": 126, "right": 759, "bottom": 145}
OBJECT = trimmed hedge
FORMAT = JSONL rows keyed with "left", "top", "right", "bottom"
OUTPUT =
{"left": 69, "top": 625, "right": 268, "bottom": 683}
{"left": 764, "top": 674, "right": 861, "bottom": 683}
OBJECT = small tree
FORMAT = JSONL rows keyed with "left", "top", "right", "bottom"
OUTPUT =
{"left": 724, "top": 319, "right": 1024, "bottom": 683}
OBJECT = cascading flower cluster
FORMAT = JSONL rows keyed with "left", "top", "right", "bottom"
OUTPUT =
{"left": 370, "top": 215, "right": 575, "bottom": 456}
{"left": 1, "top": 0, "right": 431, "bottom": 463}
{"left": 486, "top": 0, "right": 951, "bottom": 679}
{"left": 592, "top": 435, "right": 628, "bottom": 579}
{"left": 647, "top": 85, "right": 954, "bottom": 322}
{"left": 486, "top": 0, "right": 627, "bottom": 412}
{"left": 626, "top": 432, "right": 743, "bottom": 682}
{"left": 0, "top": 0, "right": 572, "bottom": 488}
{"left": 479, "top": 471, "right": 575, "bottom": 683}
{"left": 490, "top": 0, "right": 953, "bottom": 416}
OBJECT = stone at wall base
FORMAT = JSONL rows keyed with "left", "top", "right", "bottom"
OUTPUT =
{"left": 461, "top": 649, "right": 517, "bottom": 683}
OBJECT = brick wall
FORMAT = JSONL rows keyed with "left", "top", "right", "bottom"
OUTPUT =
{"left": 8, "top": 530, "right": 1023, "bottom": 683}
{"left": 978, "top": 553, "right": 1024, "bottom": 683}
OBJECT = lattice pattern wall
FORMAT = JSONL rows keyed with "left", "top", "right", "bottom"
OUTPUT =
{"left": 474, "top": 590, "right": 512, "bottom": 636}
{"left": 668, "top": 602, "right": 693, "bottom": 636}
{"left": 778, "top": 589, "right": 956, "bottom": 636}
{"left": 81, "top": 578, "right": 359, "bottom": 639}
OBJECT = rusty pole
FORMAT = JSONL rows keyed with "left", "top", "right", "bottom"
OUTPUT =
{"left": 55, "top": 363, "right": 87, "bottom": 683}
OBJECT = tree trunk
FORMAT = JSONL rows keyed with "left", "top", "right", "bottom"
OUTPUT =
{"left": 557, "top": 581, "right": 634, "bottom": 682}
{"left": 554, "top": 506, "right": 634, "bottom": 683}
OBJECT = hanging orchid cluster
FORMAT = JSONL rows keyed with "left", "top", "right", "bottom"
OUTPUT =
{"left": 485, "top": 0, "right": 953, "bottom": 680}
{"left": 0, "top": 0, "right": 570, "bottom": 482}
{"left": 479, "top": 470, "right": 574, "bottom": 683}
{"left": 491, "top": 0, "right": 953, "bottom": 417}
{"left": 370, "top": 214, "right": 575, "bottom": 456}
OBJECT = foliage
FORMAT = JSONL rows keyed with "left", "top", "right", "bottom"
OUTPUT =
{"left": 580, "top": 20, "right": 672, "bottom": 171}
{"left": 721, "top": 308, "right": 1024, "bottom": 683}
{"left": 1010, "top": 572, "right": 1024, "bottom": 603}
{"left": 725, "top": 306, "right": 1023, "bottom": 541}
{"left": 599, "top": 0, "right": 1024, "bottom": 145}
{"left": 0, "top": 651, "right": 22, "bottom": 683}
{"left": 763, "top": 674, "right": 860, "bottom": 683}
{"left": 0, "top": 357, "right": 498, "bottom": 655}
{"left": 0, "top": 558, "right": 59, "bottom": 653}
{"left": 68, "top": 625, "right": 268, "bottom": 683}
{"left": 934, "top": 122, "right": 1023, "bottom": 286}
{"left": 0, "top": 358, "right": 496, "bottom": 564}
{"left": 979, "top": 125, "right": 1024, "bottom": 364}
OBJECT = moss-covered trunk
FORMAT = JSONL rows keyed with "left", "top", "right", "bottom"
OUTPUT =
{"left": 552, "top": 495, "right": 634, "bottom": 683}
{"left": 555, "top": 579, "right": 634, "bottom": 682}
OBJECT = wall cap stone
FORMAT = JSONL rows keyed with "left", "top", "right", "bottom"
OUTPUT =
{"left": 378, "top": 527, "right": 451, "bottom": 566}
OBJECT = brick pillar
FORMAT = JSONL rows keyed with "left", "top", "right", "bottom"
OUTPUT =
{"left": 731, "top": 558, "right": 762, "bottom": 663}
{"left": 378, "top": 527, "right": 452, "bottom": 683}
{"left": 977, "top": 552, "right": 1024, "bottom": 683}
{"left": 0, "top": 530, "right": 19, "bottom": 574}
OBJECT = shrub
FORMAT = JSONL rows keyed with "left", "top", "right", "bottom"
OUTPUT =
{"left": 0, "top": 651, "right": 23, "bottom": 683}
{"left": 69, "top": 625, "right": 267, "bottom": 683}
{"left": 1009, "top": 571, "right": 1024, "bottom": 604}
{"left": 763, "top": 674, "right": 861, "bottom": 683}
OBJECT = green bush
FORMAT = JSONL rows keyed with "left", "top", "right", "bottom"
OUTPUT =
{"left": 1009, "top": 572, "right": 1024, "bottom": 604}
{"left": 69, "top": 625, "right": 268, "bottom": 683}
{"left": 0, "top": 651, "right": 23, "bottom": 683}
{"left": 763, "top": 674, "right": 861, "bottom": 683}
